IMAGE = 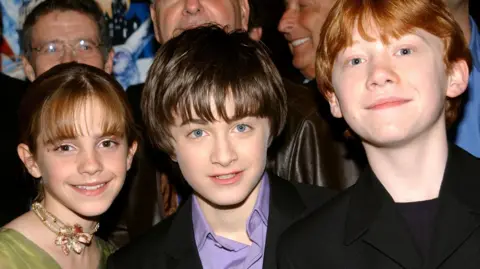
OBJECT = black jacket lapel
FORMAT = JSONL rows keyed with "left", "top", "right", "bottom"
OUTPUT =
{"left": 262, "top": 175, "right": 307, "bottom": 269}
{"left": 163, "top": 199, "right": 203, "bottom": 269}
{"left": 426, "top": 145, "right": 480, "bottom": 268}
{"left": 345, "top": 168, "right": 421, "bottom": 268}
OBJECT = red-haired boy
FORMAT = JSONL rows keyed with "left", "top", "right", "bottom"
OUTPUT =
{"left": 277, "top": 0, "right": 479, "bottom": 268}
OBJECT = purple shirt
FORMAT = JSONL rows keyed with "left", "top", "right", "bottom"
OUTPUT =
{"left": 192, "top": 173, "right": 270, "bottom": 269}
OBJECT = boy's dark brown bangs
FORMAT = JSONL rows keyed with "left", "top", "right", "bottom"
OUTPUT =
{"left": 165, "top": 64, "right": 277, "bottom": 125}
{"left": 38, "top": 81, "right": 127, "bottom": 145}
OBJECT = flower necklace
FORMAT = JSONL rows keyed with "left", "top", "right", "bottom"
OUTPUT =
{"left": 31, "top": 202, "right": 100, "bottom": 256}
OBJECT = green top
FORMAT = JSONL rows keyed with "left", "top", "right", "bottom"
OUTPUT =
{"left": 0, "top": 228, "right": 116, "bottom": 269}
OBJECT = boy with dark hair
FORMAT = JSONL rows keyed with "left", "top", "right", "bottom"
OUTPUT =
{"left": 277, "top": 0, "right": 479, "bottom": 268}
{"left": 107, "top": 25, "right": 334, "bottom": 269}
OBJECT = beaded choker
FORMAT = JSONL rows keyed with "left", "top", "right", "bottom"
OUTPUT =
{"left": 31, "top": 202, "right": 99, "bottom": 255}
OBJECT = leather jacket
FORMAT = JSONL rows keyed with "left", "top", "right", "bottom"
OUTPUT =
{"left": 268, "top": 78, "right": 361, "bottom": 189}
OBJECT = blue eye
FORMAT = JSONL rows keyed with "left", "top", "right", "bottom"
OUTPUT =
{"left": 397, "top": 48, "right": 413, "bottom": 56}
{"left": 349, "top": 58, "right": 364, "bottom": 66}
{"left": 190, "top": 129, "right": 205, "bottom": 138}
{"left": 235, "top": 124, "right": 250, "bottom": 133}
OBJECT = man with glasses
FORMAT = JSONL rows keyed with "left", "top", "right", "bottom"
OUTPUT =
{"left": 21, "top": 0, "right": 113, "bottom": 81}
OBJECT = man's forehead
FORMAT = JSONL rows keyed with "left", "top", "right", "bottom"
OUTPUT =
{"left": 32, "top": 10, "right": 99, "bottom": 40}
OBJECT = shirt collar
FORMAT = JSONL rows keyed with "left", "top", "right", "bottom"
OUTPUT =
{"left": 469, "top": 17, "right": 480, "bottom": 70}
{"left": 191, "top": 172, "right": 270, "bottom": 250}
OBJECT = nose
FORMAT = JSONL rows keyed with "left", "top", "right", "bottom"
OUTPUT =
{"left": 183, "top": 0, "right": 202, "bottom": 15}
{"left": 366, "top": 57, "right": 399, "bottom": 90}
{"left": 278, "top": 8, "right": 295, "bottom": 35}
{"left": 210, "top": 135, "right": 238, "bottom": 167}
{"left": 60, "top": 46, "right": 77, "bottom": 64}
{"left": 78, "top": 149, "right": 103, "bottom": 175}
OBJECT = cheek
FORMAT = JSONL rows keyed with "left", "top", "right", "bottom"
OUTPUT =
{"left": 159, "top": 8, "right": 178, "bottom": 40}
{"left": 38, "top": 158, "right": 73, "bottom": 184}
{"left": 79, "top": 58, "right": 105, "bottom": 70}
{"left": 104, "top": 151, "right": 129, "bottom": 172}
{"left": 239, "top": 132, "right": 270, "bottom": 162}
{"left": 207, "top": 3, "right": 239, "bottom": 27}
{"left": 34, "top": 59, "right": 56, "bottom": 76}
{"left": 175, "top": 142, "right": 207, "bottom": 169}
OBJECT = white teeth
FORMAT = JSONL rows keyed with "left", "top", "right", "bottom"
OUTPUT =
{"left": 215, "top": 174, "right": 236, "bottom": 180}
{"left": 75, "top": 183, "right": 105, "bottom": 190}
{"left": 291, "top": 37, "right": 310, "bottom": 47}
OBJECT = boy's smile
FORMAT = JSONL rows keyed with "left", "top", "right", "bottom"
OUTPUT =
{"left": 329, "top": 25, "right": 467, "bottom": 148}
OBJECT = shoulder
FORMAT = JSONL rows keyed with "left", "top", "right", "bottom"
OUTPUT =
{"left": 96, "top": 237, "right": 117, "bottom": 257}
{"left": 0, "top": 229, "right": 29, "bottom": 264}
{"left": 269, "top": 174, "right": 337, "bottom": 212}
{"left": 0, "top": 228, "right": 20, "bottom": 246}
{"left": 278, "top": 187, "right": 352, "bottom": 253}
{"left": 290, "top": 180, "right": 337, "bottom": 207}
{"left": 108, "top": 215, "right": 175, "bottom": 266}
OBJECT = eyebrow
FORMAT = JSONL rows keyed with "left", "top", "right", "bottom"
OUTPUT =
{"left": 180, "top": 118, "right": 209, "bottom": 127}
{"left": 179, "top": 114, "right": 256, "bottom": 126}
{"left": 36, "top": 37, "right": 98, "bottom": 45}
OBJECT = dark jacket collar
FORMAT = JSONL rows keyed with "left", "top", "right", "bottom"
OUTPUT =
{"left": 162, "top": 173, "right": 308, "bottom": 269}
{"left": 345, "top": 144, "right": 480, "bottom": 268}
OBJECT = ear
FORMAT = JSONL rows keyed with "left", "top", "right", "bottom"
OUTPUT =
{"left": 249, "top": 27, "right": 263, "bottom": 41}
{"left": 446, "top": 59, "right": 469, "bottom": 98}
{"left": 22, "top": 56, "right": 36, "bottom": 82}
{"left": 17, "top": 144, "right": 42, "bottom": 178}
{"left": 326, "top": 91, "right": 343, "bottom": 118}
{"left": 170, "top": 154, "right": 178, "bottom": 162}
{"left": 126, "top": 141, "right": 138, "bottom": 171}
{"left": 104, "top": 49, "right": 115, "bottom": 74}
{"left": 150, "top": 3, "right": 162, "bottom": 43}
{"left": 240, "top": 0, "right": 250, "bottom": 31}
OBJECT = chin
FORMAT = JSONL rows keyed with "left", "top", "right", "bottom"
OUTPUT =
{"left": 204, "top": 193, "right": 251, "bottom": 208}
{"left": 364, "top": 134, "right": 413, "bottom": 149}
{"left": 72, "top": 201, "right": 114, "bottom": 218}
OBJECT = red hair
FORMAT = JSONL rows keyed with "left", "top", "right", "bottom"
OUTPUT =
{"left": 316, "top": 0, "right": 472, "bottom": 126}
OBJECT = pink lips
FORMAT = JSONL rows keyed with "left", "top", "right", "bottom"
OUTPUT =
{"left": 209, "top": 171, "right": 243, "bottom": 185}
{"left": 71, "top": 181, "right": 110, "bottom": 197}
{"left": 367, "top": 97, "right": 411, "bottom": 110}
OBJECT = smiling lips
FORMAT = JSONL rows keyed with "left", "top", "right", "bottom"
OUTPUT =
{"left": 209, "top": 171, "right": 243, "bottom": 185}
{"left": 367, "top": 97, "right": 412, "bottom": 110}
{"left": 291, "top": 37, "right": 310, "bottom": 47}
{"left": 72, "top": 181, "right": 110, "bottom": 196}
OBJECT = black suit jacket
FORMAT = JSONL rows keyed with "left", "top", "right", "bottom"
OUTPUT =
{"left": 277, "top": 145, "right": 480, "bottom": 269}
{"left": 0, "top": 73, "right": 31, "bottom": 226}
{"left": 107, "top": 174, "right": 336, "bottom": 269}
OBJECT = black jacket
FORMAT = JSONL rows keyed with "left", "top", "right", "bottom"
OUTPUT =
{"left": 107, "top": 174, "right": 336, "bottom": 269}
{"left": 0, "top": 73, "right": 30, "bottom": 226}
{"left": 277, "top": 145, "right": 480, "bottom": 269}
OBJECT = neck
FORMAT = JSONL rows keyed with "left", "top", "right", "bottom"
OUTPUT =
{"left": 42, "top": 197, "right": 98, "bottom": 233}
{"left": 195, "top": 179, "right": 263, "bottom": 245}
{"left": 449, "top": 2, "right": 471, "bottom": 43}
{"left": 363, "top": 124, "right": 449, "bottom": 203}
{"left": 302, "top": 67, "right": 315, "bottom": 81}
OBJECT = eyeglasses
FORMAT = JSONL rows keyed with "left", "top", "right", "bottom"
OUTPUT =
{"left": 31, "top": 39, "right": 103, "bottom": 58}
